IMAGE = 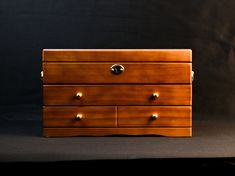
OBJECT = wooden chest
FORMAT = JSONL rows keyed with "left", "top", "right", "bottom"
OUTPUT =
{"left": 42, "top": 49, "right": 192, "bottom": 137}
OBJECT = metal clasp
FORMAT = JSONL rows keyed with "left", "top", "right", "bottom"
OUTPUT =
{"left": 110, "top": 64, "right": 125, "bottom": 75}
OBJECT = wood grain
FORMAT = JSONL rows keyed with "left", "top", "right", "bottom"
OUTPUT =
{"left": 42, "top": 49, "right": 193, "bottom": 137}
{"left": 43, "top": 106, "right": 117, "bottom": 127}
{"left": 43, "top": 85, "right": 192, "bottom": 105}
{"left": 43, "top": 49, "right": 192, "bottom": 62}
{"left": 118, "top": 106, "right": 191, "bottom": 127}
{"left": 43, "top": 63, "right": 192, "bottom": 84}
{"left": 43, "top": 127, "right": 192, "bottom": 137}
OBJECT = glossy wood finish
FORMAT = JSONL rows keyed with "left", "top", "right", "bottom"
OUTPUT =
{"left": 43, "top": 106, "right": 117, "bottom": 127}
{"left": 43, "top": 49, "right": 192, "bottom": 62}
{"left": 118, "top": 106, "right": 191, "bottom": 127}
{"left": 43, "top": 63, "right": 191, "bottom": 84}
{"left": 42, "top": 49, "right": 192, "bottom": 137}
{"left": 43, "top": 127, "right": 192, "bottom": 137}
{"left": 43, "top": 85, "right": 192, "bottom": 105}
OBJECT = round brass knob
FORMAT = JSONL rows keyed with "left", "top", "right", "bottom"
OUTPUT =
{"left": 110, "top": 64, "right": 124, "bottom": 74}
{"left": 76, "top": 114, "right": 83, "bottom": 120}
{"left": 151, "top": 114, "right": 158, "bottom": 120}
{"left": 76, "top": 92, "right": 82, "bottom": 99}
{"left": 152, "top": 93, "right": 159, "bottom": 99}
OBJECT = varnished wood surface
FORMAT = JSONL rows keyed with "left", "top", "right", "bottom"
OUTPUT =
{"left": 43, "top": 106, "right": 117, "bottom": 127}
{"left": 43, "top": 49, "right": 192, "bottom": 62}
{"left": 118, "top": 106, "right": 191, "bottom": 127}
{"left": 42, "top": 49, "right": 193, "bottom": 137}
{"left": 43, "top": 127, "right": 192, "bottom": 137}
{"left": 43, "top": 63, "right": 192, "bottom": 84}
{"left": 43, "top": 85, "right": 192, "bottom": 105}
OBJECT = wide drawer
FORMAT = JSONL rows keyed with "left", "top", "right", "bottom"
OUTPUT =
{"left": 43, "top": 106, "right": 117, "bottom": 127}
{"left": 118, "top": 106, "right": 191, "bottom": 127}
{"left": 43, "top": 63, "right": 191, "bottom": 84}
{"left": 44, "top": 85, "right": 192, "bottom": 105}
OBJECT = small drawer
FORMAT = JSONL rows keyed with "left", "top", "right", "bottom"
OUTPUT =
{"left": 43, "top": 106, "right": 117, "bottom": 127}
{"left": 118, "top": 106, "right": 191, "bottom": 127}
{"left": 43, "top": 63, "right": 192, "bottom": 84}
{"left": 43, "top": 85, "right": 192, "bottom": 105}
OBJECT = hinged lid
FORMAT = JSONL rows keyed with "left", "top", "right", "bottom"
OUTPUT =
{"left": 42, "top": 49, "right": 192, "bottom": 62}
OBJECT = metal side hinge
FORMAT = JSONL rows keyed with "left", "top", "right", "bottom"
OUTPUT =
{"left": 41, "top": 71, "right": 43, "bottom": 80}
{"left": 192, "top": 70, "right": 194, "bottom": 82}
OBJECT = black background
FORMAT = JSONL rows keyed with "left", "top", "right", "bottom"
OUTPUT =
{"left": 1, "top": 0, "right": 235, "bottom": 118}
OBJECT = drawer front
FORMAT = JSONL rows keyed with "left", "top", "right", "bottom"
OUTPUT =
{"left": 43, "top": 106, "right": 117, "bottom": 127}
{"left": 43, "top": 63, "right": 191, "bottom": 84}
{"left": 118, "top": 106, "right": 191, "bottom": 127}
{"left": 44, "top": 85, "right": 192, "bottom": 105}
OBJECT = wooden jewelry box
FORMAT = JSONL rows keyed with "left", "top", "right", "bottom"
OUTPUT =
{"left": 42, "top": 49, "right": 192, "bottom": 137}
